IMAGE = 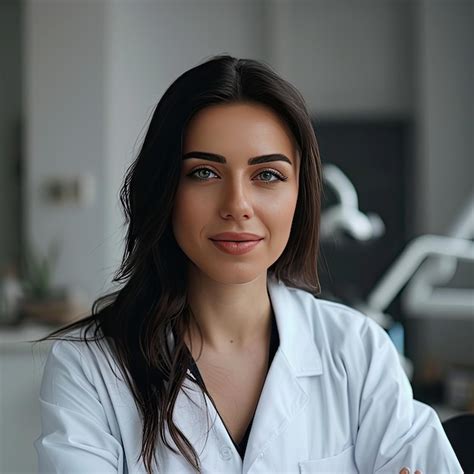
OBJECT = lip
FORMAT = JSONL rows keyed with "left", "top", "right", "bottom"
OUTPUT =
{"left": 209, "top": 232, "right": 263, "bottom": 241}
{"left": 210, "top": 239, "right": 262, "bottom": 255}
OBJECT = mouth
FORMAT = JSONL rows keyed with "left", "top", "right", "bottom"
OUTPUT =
{"left": 209, "top": 238, "right": 263, "bottom": 255}
{"left": 210, "top": 239, "right": 262, "bottom": 242}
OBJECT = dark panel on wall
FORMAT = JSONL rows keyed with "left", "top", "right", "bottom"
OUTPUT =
{"left": 313, "top": 118, "right": 414, "bottom": 320}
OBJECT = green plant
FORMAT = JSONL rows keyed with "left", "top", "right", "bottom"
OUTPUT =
{"left": 21, "top": 239, "right": 61, "bottom": 301}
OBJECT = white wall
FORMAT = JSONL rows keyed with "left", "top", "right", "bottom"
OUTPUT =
{"left": 0, "top": 339, "right": 52, "bottom": 474}
{"left": 267, "top": 0, "right": 414, "bottom": 117}
{"left": 23, "top": 0, "right": 109, "bottom": 304}
{"left": 415, "top": 0, "right": 473, "bottom": 234}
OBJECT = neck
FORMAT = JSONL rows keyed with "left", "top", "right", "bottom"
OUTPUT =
{"left": 184, "top": 267, "right": 272, "bottom": 354}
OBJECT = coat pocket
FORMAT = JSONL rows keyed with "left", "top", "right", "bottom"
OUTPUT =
{"left": 298, "top": 445, "right": 357, "bottom": 473}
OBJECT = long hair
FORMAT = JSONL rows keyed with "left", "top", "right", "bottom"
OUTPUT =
{"left": 32, "top": 54, "right": 322, "bottom": 473}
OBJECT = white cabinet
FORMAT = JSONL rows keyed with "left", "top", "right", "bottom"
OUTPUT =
{"left": 0, "top": 325, "right": 55, "bottom": 474}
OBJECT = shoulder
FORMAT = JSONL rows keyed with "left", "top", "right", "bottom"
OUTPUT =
{"left": 43, "top": 321, "right": 120, "bottom": 388}
{"left": 46, "top": 321, "right": 102, "bottom": 359}
{"left": 284, "top": 284, "right": 391, "bottom": 362}
{"left": 283, "top": 285, "right": 406, "bottom": 397}
{"left": 285, "top": 284, "right": 370, "bottom": 337}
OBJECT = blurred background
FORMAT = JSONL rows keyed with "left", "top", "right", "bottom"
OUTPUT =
{"left": 0, "top": 0, "right": 472, "bottom": 472}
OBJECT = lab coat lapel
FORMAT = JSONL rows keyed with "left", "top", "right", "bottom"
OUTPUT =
{"left": 242, "top": 275, "right": 323, "bottom": 473}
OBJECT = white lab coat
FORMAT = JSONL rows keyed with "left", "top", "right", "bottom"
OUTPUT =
{"left": 34, "top": 275, "right": 462, "bottom": 473}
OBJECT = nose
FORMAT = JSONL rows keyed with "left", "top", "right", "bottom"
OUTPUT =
{"left": 219, "top": 178, "right": 255, "bottom": 220}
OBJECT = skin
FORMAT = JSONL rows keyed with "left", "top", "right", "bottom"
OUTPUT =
{"left": 172, "top": 101, "right": 300, "bottom": 354}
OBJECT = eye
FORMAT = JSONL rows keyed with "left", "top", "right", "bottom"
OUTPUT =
{"left": 188, "top": 167, "right": 218, "bottom": 180}
{"left": 187, "top": 167, "right": 288, "bottom": 183}
{"left": 256, "top": 169, "right": 288, "bottom": 183}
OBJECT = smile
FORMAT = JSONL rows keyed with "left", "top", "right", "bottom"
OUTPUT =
{"left": 209, "top": 239, "right": 263, "bottom": 255}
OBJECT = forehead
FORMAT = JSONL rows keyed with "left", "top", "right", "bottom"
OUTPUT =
{"left": 183, "top": 102, "right": 298, "bottom": 160}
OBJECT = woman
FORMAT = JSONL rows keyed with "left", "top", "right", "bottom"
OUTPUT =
{"left": 33, "top": 55, "right": 460, "bottom": 473}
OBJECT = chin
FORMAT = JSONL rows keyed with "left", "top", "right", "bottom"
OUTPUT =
{"left": 192, "top": 262, "right": 268, "bottom": 286}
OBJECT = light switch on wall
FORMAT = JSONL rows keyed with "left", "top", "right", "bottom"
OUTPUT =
{"left": 41, "top": 174, "right": 95, "bottom": 206}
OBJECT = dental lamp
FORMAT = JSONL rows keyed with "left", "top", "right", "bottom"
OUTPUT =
{"left": 401, "top": 194, "right": 474, "bottom": 319}
{"left": 320, "top": 164, "right": 385, "bottom": 242}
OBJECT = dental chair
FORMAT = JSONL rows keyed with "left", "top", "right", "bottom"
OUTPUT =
{"left": 442, "top": 413, "right": 474, "bottom": 473}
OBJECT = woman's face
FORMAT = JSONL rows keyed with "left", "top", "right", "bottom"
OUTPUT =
{"left": 171, "top": 102, "right": 300, "bottom": 284}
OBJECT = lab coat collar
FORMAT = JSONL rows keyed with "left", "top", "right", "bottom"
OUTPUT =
{"left": 267, "top": 273, "right": 323, "bottom": 377}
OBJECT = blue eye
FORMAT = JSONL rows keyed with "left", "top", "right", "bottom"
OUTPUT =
{"left": 257, "top": 170, "right": 283, "bottom": 183}
{"left": 187, "top": 167, "right": 287, "bottom": 183}
{"left": 190, "top": 168, "right": 218, "bottom": 180}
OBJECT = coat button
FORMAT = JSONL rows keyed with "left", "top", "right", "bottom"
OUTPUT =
{"left": 219, "top": 444, "right": 232, "bottom": 461}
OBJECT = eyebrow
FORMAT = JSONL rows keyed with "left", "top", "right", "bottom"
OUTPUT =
{"left": 182, "top": 151, "right": 293, "bottom": 166}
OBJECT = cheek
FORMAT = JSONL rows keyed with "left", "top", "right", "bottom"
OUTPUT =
{"left": 261, "top": 184, "right": 298, "bottom": 225}
{"left": 263, "top": 185, "right": 299, "bottom": 250}
{"left": 276, "top": 204, "right": 297, "bottom": 243}
{"left": 171, "top": 185, "right": 209, "bottom": 240}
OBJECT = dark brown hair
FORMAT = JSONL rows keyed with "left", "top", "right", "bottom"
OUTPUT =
{"left": 32, "top": 54, "right": 322, "bottom": 473}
